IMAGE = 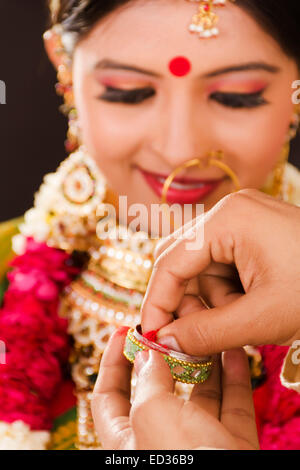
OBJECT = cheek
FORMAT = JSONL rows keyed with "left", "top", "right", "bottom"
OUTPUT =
{"left": 219, "top": 107, "right": 291, "bottom": 187}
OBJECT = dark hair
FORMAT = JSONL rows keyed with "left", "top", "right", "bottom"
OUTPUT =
{"left": 51, "top": 0, "right": 300, "bottom": 66}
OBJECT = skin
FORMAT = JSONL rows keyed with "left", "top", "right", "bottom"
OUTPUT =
{"left": 44, "top": 0, "right": 300, "bottom": 450}
{"left": 141, "top": 190, "right": 300, "bottom": 353}
{"left": 92, "top": 328, "right": 259, "bottom": 450}
{"left": 67, "top": 0, "right": 297, "bottom": 231}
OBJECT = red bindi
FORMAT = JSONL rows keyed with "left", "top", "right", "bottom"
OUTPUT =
{"left": 168, "top": 56, "right": 191, "bottom": 77}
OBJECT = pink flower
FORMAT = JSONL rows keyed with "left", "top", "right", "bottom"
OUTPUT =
{"left": 254, "top": 345, "right": 300, "bottom": 449}
{"left": 260, "top": 418, "right": 300, "bottom": 450}
{"left": 0, "top": 238, "right": 79, "bottom": 431}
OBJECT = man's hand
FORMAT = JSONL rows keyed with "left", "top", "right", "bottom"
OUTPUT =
{"left": 91, "top": 328, "right": 259, "bottom": 450}
{"left": 141, "top": 189, "right": 300, "bottom": 356}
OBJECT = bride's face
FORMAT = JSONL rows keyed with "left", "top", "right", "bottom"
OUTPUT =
{"left": 71, "top": 0, "right": 297, "bottom": 225}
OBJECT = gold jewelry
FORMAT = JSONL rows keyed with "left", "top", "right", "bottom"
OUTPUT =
{"left": 269, "top": 106, "right": 300, "bottom": 199}
{"left": 49, "top": 0, "right": 60, "bottom": 20}
{"left": 49, "top": 1, "right": 231, "bottom": 41}
{"left": 187, "top": 0, "right": 234, "bottom": 39}
{"left": 269, "top": 141, "right": 290, "bottom": 199}
{"left": 19, "top": 146, "right": 108, "bottom": 252}
{"left": 289, "top": 104, "right": 300, "bottom": 140}
{"left": 161, "top": 150, "right": 241, "bottom": 205}
{"left": 88, "top": 236, "right": 156, "bottom": 294}
{"left": 124, "top": 326, "right": 213, "bottom": 384}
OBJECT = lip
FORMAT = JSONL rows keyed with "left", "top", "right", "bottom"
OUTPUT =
{"left": 137, "top": 167, "right": 225, "bottom": 204}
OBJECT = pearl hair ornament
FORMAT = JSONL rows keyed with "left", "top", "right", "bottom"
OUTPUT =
{"left": 187, "top": 0, "right": 233, "bottom": 39}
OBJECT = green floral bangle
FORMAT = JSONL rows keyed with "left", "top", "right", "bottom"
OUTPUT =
{"left": 123, "top": 326, "right": 213, "bottom": 385}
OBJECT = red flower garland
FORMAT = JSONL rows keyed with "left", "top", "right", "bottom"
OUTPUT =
{"left": 0, "top": 237, "right": 299, "bottom": 448}
{"left": 0, "top": 238, "right": 79, "bottom": 431}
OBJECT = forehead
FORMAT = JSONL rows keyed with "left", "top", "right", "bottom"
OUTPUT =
{"left": 74, "top": 0, "right": 289, "bottom": 74}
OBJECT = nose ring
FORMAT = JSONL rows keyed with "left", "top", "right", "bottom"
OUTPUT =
{"left": 160, "top": 150, "right": 241, "bottom": 205}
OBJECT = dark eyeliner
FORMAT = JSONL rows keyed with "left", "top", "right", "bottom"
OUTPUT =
{"left": 210, "top": 90, "right": 268, "bottom": 109}
{"left": 97, "top": 85, "right": 155, "bottom": 104}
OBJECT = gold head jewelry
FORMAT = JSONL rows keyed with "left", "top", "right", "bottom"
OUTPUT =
{"left": 187, "top": 0, "right": 234, "bottom": 39}
{"left": 161, "top": 150, "right": 241, "bottom": 205}
{"left": 49, "top": 0, "right": 232, "bottom": 40}
{"left": 49, "top": 0, "right": 60, "bottom": 20}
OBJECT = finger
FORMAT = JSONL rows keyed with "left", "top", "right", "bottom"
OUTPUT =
{"left": 156, "top": 286, "right": 279, "bottom": 356}
{"left": 185, "top": 276, "right": 202, "bottom": 296}
{"left": 133, "top": 349, "right": 175, "bottom": 406}
{"left": 177, "top": 267, "right": 241, "bottom": 318}
{"left": 154, "top": 187, "right": 276, "bottom": 263}
{"left": 221, "top": 349, "right": 259, "bottom": 450}
{"left": 91, "top": 327, "right": 132, "bottom": 448}
{"left": 189, "top": 355, "right": 221, "bottom": 419}
{"left": 154, "top": 215, "right": 203, "bottom": 260}
{"left": 141, "top": 190, "right": 274, "bottom": 334}
{"left": 141, "top": 216, "right": 211, "bottom": 333}
{"left": 141, "top": 196, "right": 240, "bottom": 333}
{"left": 176, "top": 294, "right": 208, "bottom": 318}
{"left": 197, "top": 274, "right": 243, "bottom": 308}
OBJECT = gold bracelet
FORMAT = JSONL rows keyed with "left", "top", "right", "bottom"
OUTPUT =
{"left": 123, "top": 326, "right": 213, "bottom": 384}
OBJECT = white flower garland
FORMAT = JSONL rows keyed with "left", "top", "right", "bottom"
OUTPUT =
{"left": 0, "top": 421, "right": 50, "bottom": 450}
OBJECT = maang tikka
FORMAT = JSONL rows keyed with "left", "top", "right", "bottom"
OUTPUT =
{"left": 49, "top": 0, "right": 233, "bottom": 41}
{"left": 187, "top": 0, "right": 233, "bottom": 39}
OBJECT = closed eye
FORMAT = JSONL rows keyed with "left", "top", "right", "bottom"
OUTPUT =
{"left": 97, "top": 86, "right": 156, "bottom": 104}
{"left": 209, "top": 90, "right": 268, "bottom": 109}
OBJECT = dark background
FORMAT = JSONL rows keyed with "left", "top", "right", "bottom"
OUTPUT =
{"left": 0, "top": 0, "right": 299, "bottom": 222}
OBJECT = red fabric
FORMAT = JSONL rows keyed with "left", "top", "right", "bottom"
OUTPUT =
{"left": 143, "top": 330, "right": 159, "bottom": 342}
{"left": 50, "top": 380, "right": 77, "bottom": 419}
{"left": 253, "top": 345, "right": 300, "bottom": 450}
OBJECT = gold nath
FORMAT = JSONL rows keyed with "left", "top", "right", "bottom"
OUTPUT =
{"left": 161, "top": 151, "right": 241, "bottom": 205}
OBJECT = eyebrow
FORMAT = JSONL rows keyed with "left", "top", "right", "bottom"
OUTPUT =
{"left": 94, "top": 58, "right": 280, "bottom": 78}
{"left": 94, "top": 58, "right": 162, "bottom": 77}
{"left": 202, "top": 62, "right": 280, "bottom": 78}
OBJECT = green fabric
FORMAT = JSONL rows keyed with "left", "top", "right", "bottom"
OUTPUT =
{"left": 0, "top": 276, "right": 8, "bottom": 305}
{"left": 50, "top": 407, "right": 77, "bottom": 450}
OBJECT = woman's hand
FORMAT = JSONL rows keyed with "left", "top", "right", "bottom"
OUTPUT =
{"left": 91, "top": 328, "right": 259, "bottom": 450}
{"left": 141, "top": 189, "right": 300, "bottom": 356}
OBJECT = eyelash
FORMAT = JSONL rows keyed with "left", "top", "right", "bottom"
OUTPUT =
{"left": 209, "top": 90, "right": 268, "bottom": 108}
{"left": 98, "top": 86, "right": 155, "bottom": 104}
{"left": 98, "top": 86, "right": 268, "bottom": 108}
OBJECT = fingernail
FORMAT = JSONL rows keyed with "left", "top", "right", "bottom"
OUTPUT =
{"left": 158, "top": 336, "right": 182, "bottom": 352}
{"left": 134, "top": 350, "right": 149, "bottom": 375}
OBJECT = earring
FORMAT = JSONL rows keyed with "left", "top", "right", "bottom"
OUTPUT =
{"left": 20, "top": 29, "right": 110, "bottom": 250}
{"left": 288, "top": 105, "right": 300, "bottom": 140}
{"left": 46, "top": 25, "right": 80, "bottom": 154}
{"left": 270, "top": 106, "right": 300, "bottom": 199}
{"left": 19, "top": 146, "right": 108, "bottom": 252}
{"left": 269, "top": 141, "right": 290, "bottom": 199}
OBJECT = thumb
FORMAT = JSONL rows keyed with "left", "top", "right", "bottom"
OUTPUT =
{"left": 156, "top": 286, "right": 280, "bottom": 356}
{"left": 133, "top": 350, "right": 174, "bottom": 405}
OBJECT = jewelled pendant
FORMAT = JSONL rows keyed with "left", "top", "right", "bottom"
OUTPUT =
{"left": 187, "top": 0, "right": 227, "bottom": 39}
